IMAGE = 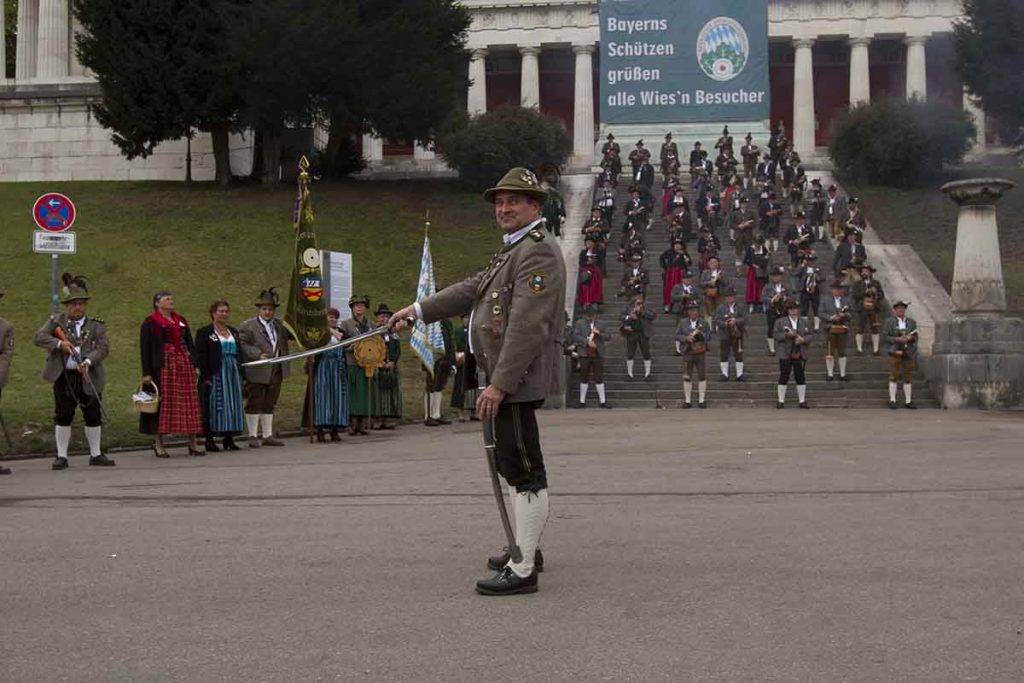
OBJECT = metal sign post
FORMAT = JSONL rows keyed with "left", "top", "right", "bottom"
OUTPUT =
{"left": 31, "top": 193, "right": 78, "bottom": 315}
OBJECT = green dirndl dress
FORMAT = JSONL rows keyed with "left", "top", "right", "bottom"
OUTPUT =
{"left": 346, "top": 317, "right": 372, "bottom": 417}
{"left": 370, "top": 333, "right": 403, "bottom": 418}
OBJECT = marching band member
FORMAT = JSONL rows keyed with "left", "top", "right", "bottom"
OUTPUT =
{"left": 744, "top": 235, "right": 770, "bottom": 314}
{"left": 675, "top": 300, "right": 710, "bottom": 408}
{"left": 371, "top": 304, "right": 402, "bottom": 430}
{"left": 670, "top": 269, "right": 700, "bottom": 353}
{"left": 833, "top": 231, "right": 867, "bottom": 281}
{"left": 621, "top": 251, "right": 650, "bottom": 299}
{"left": 730, "top": 196, "right": 758, "bottom": 272}
{"left": 699, "top": 256, "right": 729, "bottom": 323}
{"left": 826, "top": 184, "right": 849, "bottom": 241}
{"left": 659, "top": 132, "right": 679, "bottom": 176}
{"left": 761, "top": 267, "right": 788, "bottom": 354}
{"left": 573, "top": 304, "right": 611, "bottom": 409}
{"left": 740, "top": 133, "right": 759, "bottom": 187}
{"left": 620, "top": 290, "right": 656, "bottom": 380}
{"left": 714, "top": 125, "right": 734, "bottom": 157}
{"left": 798, "top": 252, "right": 825, "bottom": 331}
{"left": 773, "top": 299, "right": 814, "bottom": 409}
{"left": 819, "top": 280, "right": 852, "bottom": 382}
{"left": 660, "top": 240, "right": 691, "bottom": 313}
{"left": 759, "top": 190, "right": 783, "bottom": 252}
{"left": 851, "top": 264, "right": 885, "bottom": 355}
{"left": 688, "top": 142, "right": 704, "bottom": 188}
{"left": 785, "top": 211, "right": 815, "bottom": 267}
{"left": 238, "top": 288, "right": 290, "bottom": 447}
{"left": 808, "top": 178, "right": 826, "bottom": 240}
{"left": 338, "top": 294, "right": 377, "bottom": 435}
{"left": 883, "top": 301, "right": 919, "bottom": 409}
{"left": 713, "top": 288, "right": 747, "bottom": 382}
{"left": 628, "top": 139, "right": 650, "bottom": 178}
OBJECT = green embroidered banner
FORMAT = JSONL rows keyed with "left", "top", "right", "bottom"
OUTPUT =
{"left": 283, "top": 156, "right": 330, "bottom": 350}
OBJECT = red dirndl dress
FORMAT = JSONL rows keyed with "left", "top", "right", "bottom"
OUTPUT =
{"left": 578, "top": 266, "right": 604, "bottom": 306}
{"left": 663, "top": 267, "right": 684, "bottom": 307}
{"left": 746, "top": 267, "right": 767, "bottom": 304}
{"left": 158, "top": 342, "right": 202, "bottom": 435}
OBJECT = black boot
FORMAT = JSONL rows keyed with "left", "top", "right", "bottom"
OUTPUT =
{"left": 487, "top": 547, "right": 544, "bottom": 572}
{"left": 316, "top": 429, "right": 327, "bottom": 444}
{"left": 205, "top": 437, "right": 221, "bottom": 453}
{"left": 222, "top": 436, "right": 240, "bottom": 451}
{"left": 475, "top": 567, "right": 538, "bottom": 596}
{"left": 330, "top": 429, "right": 341, "bottom": 442}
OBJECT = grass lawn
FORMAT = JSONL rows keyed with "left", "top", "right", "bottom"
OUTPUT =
{"left": 847, "top": 159, "right": 1024, "bottom": 314}
{"left": 0, "top": 179, "right": 497, "bottom": 455}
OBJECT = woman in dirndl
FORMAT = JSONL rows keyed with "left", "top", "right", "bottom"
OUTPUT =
{"left": 744, "top": 236, "right": 771, "bottom": 314}
{"left": 450, "top": 314, "right": 480, "bottom": 422}
{"left": 304, "top": 307, "right": 349, "bottom": 442}
{"left": 370, "top": 303, "right": 402, "bottom": 430}
{"left": 578, "top": 237, "right": 604, "bottom": 310}
{"left": 140, "top": 291, "right": 204, "bottom": 457}
{"left": 339, "top": 294, "right": 375, "bottom": 436}
{"left": 660, "top": 239, "right": 691, "bottom": 312}
{"left": 194, "top": 300, "right": 244, "bottom": 452}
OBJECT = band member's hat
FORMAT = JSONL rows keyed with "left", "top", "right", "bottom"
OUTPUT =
{"left": 631, "top": 251, "right": 643, "bottom": 260}
{"left": 785, "top": 299, "right": 800, "bottom": 310}
{"left": 636, "top": 139, "right": 644, "bottom": 146}
{"left": 606, "top": 133, "right": 614, "bottom": 140}
{"left": 665, "top": 132, "right": 672, "bottom": 139}
{"left": 584, "top": 235, "right": 596, "bottom": 243}
{"left": 684, "top": 269, "right": 695, "bottom": 278}
{"left": 723, "top": 287, "right": 737, "bottom": 297}
{"left": 745, "top": 132, "right": 753, "bottom": 140}
{"left": 849, "top": 196, "right": 859, "bottom": 205}
{"left": 694, "top": 141, "right": 701, "bottom": 148}
{"left": 483, "top": 167, "right": 549, "bottom": 203}
{"left": 584, "top": 303, "right": 599, "bottom": 314}
{"left": 722, "top": 125, "right": 729, "bottom": 135}
{"left": 794, "top": 210, "right": 806, "bottom": 218}
{"left": 811, "top": 178, "right": 822, "bottom": 186}
{"left": 629, "top": 185, "right": 640, "bottom": 194}
{"left": 893, "top": 300, "right": 910, "bottom": 308}
{"left": 60, "top": 273, "right": 91, "bottom": 303}
{"left": 374, "top": 303, "right": 393, "bottom": 317}
{"left": 254, "top": 287, "right": 280, "bottom": 308}
{"left": 828, "top": 184, "right": 838, "bottom": 192}
{"left": 754, "top": 235, "right": 766, "bottom": 244}
{"left": 349, "top": 294, "right": 370, "bottom": 308}
{"left": 859, "top": 263, "right": 877, "bottom": 273}
{"left": 790, "top": 152, "right": 801, "bottom": 162}
{"left": 672, "top": 239, "right": 684, "bottom": 247}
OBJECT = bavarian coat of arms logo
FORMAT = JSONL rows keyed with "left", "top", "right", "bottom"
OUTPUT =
{"left": 696, "top": 17, "right": 749, "bottom": 82}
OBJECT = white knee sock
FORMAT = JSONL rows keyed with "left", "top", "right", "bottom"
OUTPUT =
{"left": 698, "top": 380, "right": 707, "bottom": 402}
{"left": 825, "top": 357, "right": 834, "bottom": 377}
{"left": 259, "top": 414, "right": 274, "bottom": 438}
{"left": 626, "top": 360, "right": 634, "bottom": 378}
{"left": 720, "top": 361, "right": 729, "bottom": 377}
{"left": 506, "top": 484, "right": 518, "bottom": 536}
{"left": 736, "top": 362, "right": 744, "bottom": 377}
{"left": 596, "top": 383, "right": 607, "bottom": 404}
{"left": 507, "top": 489, "right": 550, "bottom": 578}
{"left": 55, "top": 425, "right": 71, "bottom": 459}
{"left": 777, "top": 384, "right": 787, "bottom": 403}
{"left": 675, "top": 340, "right": 681, "bottom": 354}
{"left": 730, "top": 228, "right": 735, "bottom": 240}
{"left": 84, "top": 426, "right": 102, "bottom": 457}
{"left": 797, "top": 384, "right": 807, "bottom": 403}
{"left": 579, "top": 383, "right": 588, "bottom": 404}
{"left": 904, "top": 383, "right": 913, "bottom": 404}
{"left": 813, "top": 316, "right": 820, "bottom": 331}
{"left": 683, "top": 381, "right": 693, "bottom": 403}
{"left": 855, "top": 334, "right": 864, "bottom": 353}
{"left": 643, "top": 360, "right": 652, "bottom": 377}
{"left": 246, "top": 413, "right": 260, "bottom": 438}
{"left": 767, "top": 338, "right": 775, "bottom": 354}
{"left": 889, "top": 381, "right": 898, "bottom": 402}
{"left": 838, "top": 356, "right": 847, "bottom": 377}
{"left": 432, "top": 392, "right": 444, "bottom": 419}
{"left": 871, "top": 334, "right": 880, "bottom": 353}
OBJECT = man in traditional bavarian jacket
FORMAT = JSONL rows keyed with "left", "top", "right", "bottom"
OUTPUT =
{"left": 675, "top": 300, "right": 711, "bottom": 408}
{"left": 761, "top": 266, "right": 788, "bottom": 354}
{"left": 572, "top": 304, "right": 611, "bottom": 409}
{"left": 0, "top": 289, "right": 13, "bottom": 474}
{"left": 238, "top": 288, "right": 291, "bottom": 446}
{"left": 819, "top": 280, "right": 853, "bottom": 382}
{"left": 713, "top": 288, "right": 747, "bottom": 382}
{"left": 851, "top": 264, "right": 885, "bottom": 355}
{"left": 390, "top": 167, "right": 566, "bottom": 596}
{"left": 883, "top": 300, "right": 919, "bottom": 409}
{"left": 32, "top": 274, "right": 115, "bottom": 469}
{"left": 772, "top": 299, "right": 814, "bottom": 409}
{"left": 621, "top": 290, "right": 657, "bottom": 380}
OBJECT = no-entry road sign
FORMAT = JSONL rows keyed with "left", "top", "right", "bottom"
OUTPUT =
{"left": 32, "top": 193, "right": 77, "bottom": 232}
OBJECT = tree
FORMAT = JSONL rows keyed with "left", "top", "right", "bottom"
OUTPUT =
{"left": 954, "top": 0, "right": 1024, "bottom": 151}
{"left": 73, "top": 0, "right": 240, "bottom": 185}
{"left": 829, "top": 98, "right": 975, "bottom": 187}
{"left": 438, "top": 107, "right": 572, "bottom": 192}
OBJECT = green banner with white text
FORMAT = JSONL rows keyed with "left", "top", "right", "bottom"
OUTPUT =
{"left": 599, "top": 0, "right": 770, "bottom": 124}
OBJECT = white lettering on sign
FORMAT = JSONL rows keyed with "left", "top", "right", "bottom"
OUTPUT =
{"left": 606, "top": 41, "right": 675, "bottom": 58}
{"left": 607, "top": 66, "right": 662, "bottom": 86}
{"left": 694, "top": 89, "right": 767, "bottom": 105}
{"left": 606, "top": 17, "right": 669, "bottom": 34}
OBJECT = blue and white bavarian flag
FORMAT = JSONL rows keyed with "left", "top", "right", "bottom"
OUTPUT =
{"left": 411, "top": 235, "right": 445, "bottom": 375}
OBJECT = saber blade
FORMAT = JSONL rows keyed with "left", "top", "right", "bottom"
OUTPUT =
{"left": 241, "top": 318, "right": 414, "bottom": 368}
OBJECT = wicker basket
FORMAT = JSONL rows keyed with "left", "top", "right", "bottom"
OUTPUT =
{"left": 132, "top": 381, "right": 160, "bottom": 414}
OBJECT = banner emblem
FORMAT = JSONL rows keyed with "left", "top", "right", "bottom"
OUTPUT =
{"left": 696, "top": 17, "right": 749, "bottom": 82}
{"left": 300, "top": 275, "right": 323, "bottom": 302}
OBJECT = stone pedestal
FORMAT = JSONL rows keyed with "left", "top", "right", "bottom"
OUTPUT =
{"left": 929, "top": 178, "right": 1023, "bottom": 409}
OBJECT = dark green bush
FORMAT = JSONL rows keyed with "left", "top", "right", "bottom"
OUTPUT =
{"left": 437, "top": 106, "right": 571, "bottom": 191}
{"left": 828, "top": 98, "right": 976, "bottom": 187}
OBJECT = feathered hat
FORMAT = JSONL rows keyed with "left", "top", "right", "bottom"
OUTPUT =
{"left": 59, "top": 273, "right": 90, "bottom": 304}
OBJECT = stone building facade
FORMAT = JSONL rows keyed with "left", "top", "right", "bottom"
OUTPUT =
{"left": 1, "top": 0, "right": 986, "bottom": 181}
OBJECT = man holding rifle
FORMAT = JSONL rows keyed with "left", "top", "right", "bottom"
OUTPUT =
{"left": 32, "top": 274, "right": 115, "bottom": 470}
{"left": 389, "top": 167, "right": 566, "bottom": 596}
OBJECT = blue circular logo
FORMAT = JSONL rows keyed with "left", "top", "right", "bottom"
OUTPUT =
{"left": 697, "top": 17, "right": 749, "bottom": 82}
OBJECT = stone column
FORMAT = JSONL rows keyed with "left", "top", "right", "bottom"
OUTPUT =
{"left": 963, "top": 89, "right": 987, "bottom": 154}
{"left": 848, "top": 36, "right": 872, "bottom": 105}
{"left": 572, "top": 43, "right": 595, "bottom": 163}
{"left": 36, "top": 0, "right": 69, "bottom": 80}
{"left": 0, "top": 3, "right": 6, "bottom": 79}
{"left": 361, "top": 134, "right": 383, "bottom": 163}
{"left": 792, "top": 38, "right": 816, "bottom": 155}
{"left": 15, "top": 0, "right": 40, "bottom": 80}
{"left": 467, "top": 48, "right": 488, "bottom": 115}
{"left": 941, "top": 179, "right": 1014, "bottom": 313}
{"left": 905, "top": 35, "right": 928, "bottom": 100}
{"left": 519, "top": 45, "right": 541, "bottom": 109}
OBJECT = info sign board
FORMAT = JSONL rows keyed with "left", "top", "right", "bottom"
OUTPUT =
{"left": 599, "top": 0, "right": 770, "bottom": 124}
{"left": 33, "top": 231, "right": 78, "bottom": 254}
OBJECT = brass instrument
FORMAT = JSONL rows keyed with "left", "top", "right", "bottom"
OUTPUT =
{"left": 726, "top": 314, "right": 744, "bottom": 354}
{"left": 620, "top": 302, "right": 644, "bottom": 336}
{"left": 803, "top": 266, "right": 818, "bottom": 294}
{"left": 771, "top": 290, "right": 786, "bottom": 316}
{"left": 892, "top": 327, "right": 918, "bottom": 357}
{"left": 783, "top": 326, "right": 806, "bottom": 360}
{"left": 689, "top": 327, "right": 707, "bottom": 355}
{"left": 863, "top": 283, "right": 877, "bottom": 312}
{"left": 586, "top": 324, "right": 599, "bottom": 357}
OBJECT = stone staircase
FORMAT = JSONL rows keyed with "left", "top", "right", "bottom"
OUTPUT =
{"left": 568, "top": 171, "right": 940, "bottom": 409}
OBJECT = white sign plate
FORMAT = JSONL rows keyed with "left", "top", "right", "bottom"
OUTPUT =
{"left": 33, "top": 230, "right": 77, "bottom": 254}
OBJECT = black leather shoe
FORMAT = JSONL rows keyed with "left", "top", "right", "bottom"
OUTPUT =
{"left": 52, "top": 457, "right": 69, "bottom": 470}
{"left": 329, "top": 429, "right": 341, "bottom": 442}
{"left": 840, "top": 375, "right": 850, "bottom": 382}
{"left": 698, "top": 402, "right": 707, "bottom": 409}
{"left": 475, "top": 567, "right": 538, "bottom": 596}
{"left": 889, "top": 401, "right": 898, "bottom": 409}
{"left": 736, "top": 375, "right": 745, "bottom": 382}
{"left": 205, "top": 437, "right": 221, "bottom": 452}
{"left": 88, "top": 454, "right": 116, "bottom": 467}
{"left": 682, "top": 402, "right": 692, "bottom": 409}
{"left": 436, "top": 417, "right": 452, "bottom": 425}
{"left": 573, "top": 402, "right": 586, "bottom": 409}
{"left": 222, "top": 436, "right": 240, "bottom": 451}
{"left": 487, "top": 547, "right": 544, "bottom": 573}
{"left": 0, "top": 466, "right": 11, "bottom": 475}
{"left": 424, "top": 418, "right": 440, "bottom": 427}
{"left": 776, "top": 402, "right": 785, "bottom": 409}
{"left": 799, "top": 402, "right": 810, "bottom": 409}
{"left": 906, "top": 402, "right": 918, "bottom": 410}
{"left": 826, "top": 375, "right": 834, "bottom": 382}
{"left": 719, "top": 375, "right": 729, "bottom": 382}
{"left": 600, "top": 402, "right": 613, "bottom": 409}
{"left": 262, "top": 437, "right": 285, "bottom": 447}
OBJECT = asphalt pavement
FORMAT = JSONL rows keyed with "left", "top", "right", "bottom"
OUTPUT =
{"left": 2, "top": 409, "right": 1023, "bottom": 682}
